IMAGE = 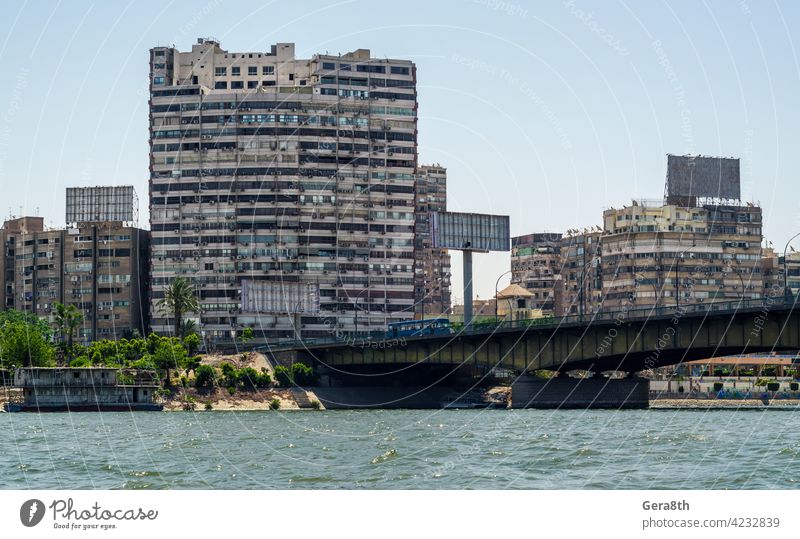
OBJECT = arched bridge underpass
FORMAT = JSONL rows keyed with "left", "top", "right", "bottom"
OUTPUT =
{"left": 291, "top": 299, "right": 800, "bottom": 376}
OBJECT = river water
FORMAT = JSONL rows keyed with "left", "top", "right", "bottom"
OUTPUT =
{"left": 2, "top": 409, "right": 799, "bottom": 489}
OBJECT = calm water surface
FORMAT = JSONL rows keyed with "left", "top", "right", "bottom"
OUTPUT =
{"left": 2, "top": 409, "right": 800, "bottom": 489}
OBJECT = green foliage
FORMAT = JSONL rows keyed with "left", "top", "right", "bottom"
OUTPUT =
{"left": 238, "top": 367, "right": 271, "bottom": 389}
{"left": 69, "top": 356, "right": 92, "bottom": 368}
{"left": 220, "top": 362, "right": 238, "bottom": 388}
{"left": 310, "top": 400, "right": 321, "bottom": 410}
{"left": 241, "top": 327, "right": 254, "bottom": 343}
{"left": 204, "top": 402, "right": 213, "bottom": 410}
{"left": 274, "top": 365, "right": 292, "bottom": 387}
{"left": 150, "top": 338, "right": 189, "bottom": 381}
{"left": 194, "top": 364, "right": 217, "bottom": 389}
{"left": 269, "top": 398, "right": 281, "bottom": 410}
{"left": 156, "top": 277, "right": 200, "bottom": 338}
{"left": 184, "top": 355, "right": 202, "bottom": 375}
{"left": 179, "top": 319, "right": 198, "bottom": 339}
{"left": 755, "top": 378, "right": 770, "bottom": 388}
{"left": 227, "top": 386, "right": 236, "bottom": 395}
{"left": 53, "top": 303, "right": 83, "bottom": 360}
{"left": 532, "top": 369, "right": 556, "bottom": 379}
{"left": 291, "top": 362, "right": 315, "bottom": 385}
{"left": 274, "top": 362, "right": 315, "bottom": 387}
{"left": 129, "top": 357, "right": 156, "bottom": 371}
{"left": 0, "top": 311, "right": 55, "bottom": 369}
{"left": 183, "top": 333, "right": 201, "bottom": 356}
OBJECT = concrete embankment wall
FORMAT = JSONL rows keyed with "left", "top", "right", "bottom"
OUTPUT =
{"left": 511, "top": 376, "right": 649, "bottom": 409}
{"left": 311, "top": 386, "right": 455, "bottom": 409}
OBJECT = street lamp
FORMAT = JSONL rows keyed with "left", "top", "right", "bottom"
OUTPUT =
{"left": 494, "top": 269, "right": 514, "bottom": 321}
{"left": 635, "top": 272, "right": 659, "bottom": 309}
{"left": 784, "top": 232, "right": 800, "bottom": 299}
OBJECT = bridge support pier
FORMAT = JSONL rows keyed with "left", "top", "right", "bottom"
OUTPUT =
{"left": 511, "top": 375, "right": 649, "bottom": 409}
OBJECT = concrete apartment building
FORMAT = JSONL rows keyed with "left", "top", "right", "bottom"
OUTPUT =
{"left": 149, "top": 39, "right": 418, "bottom": 340}
{"left": 413, "top": 164, "right": 451, "bottom": 318}
{"left": 0, "top": 213, "right": 149, "bottom": 342}
{"left": 600, "top": 201, "right": 763, "bottom": 312}
{"left": 560, "top": 230, "right": 603, "bottom": 316}
{"left": 510, "top": 233, "right": 563, "bottom": 315}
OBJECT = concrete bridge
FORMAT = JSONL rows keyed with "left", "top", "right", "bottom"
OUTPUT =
{"left": 273, "top": 297, "right": 800, "bottom": 408}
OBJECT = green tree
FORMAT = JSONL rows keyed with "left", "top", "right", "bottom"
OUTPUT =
{"left": 0, "top": 317, "right": 55, "bottom": 369}
{"left": 156, "top": 277, "right": 200, "bottom": 338}
{"left": 179, "top": 319, "right": 198, "bottom": 339}
{"left": 184, "top": 355, "right": 202, "bottom": 375}
{"left": 194, "top": 364, "right": 217, "bottom": 389}
{"left": 183, "top": 332, "right": 201, "bottom": 356}
{"left": 240, "top": 327, "right": 254, "bottom": 344}
{"left": 150, "top": 338, "right": 188, "bottom": 386}
{"left": 220, "top": 362, "right": 239, "bottom": 388}
{"left": 53, "top": 303, "right": 83, "bottom": 362}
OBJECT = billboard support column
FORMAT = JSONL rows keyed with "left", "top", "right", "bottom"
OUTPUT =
{"left": 463, "top": 250, "right": 473, "bottom": 328}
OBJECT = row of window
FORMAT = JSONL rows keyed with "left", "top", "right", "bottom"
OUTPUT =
{"left": 215, "top": 66, "right": 275, "bottom": 76}
{"left": 320, "top": 62, "right": 410, "bottom": 75}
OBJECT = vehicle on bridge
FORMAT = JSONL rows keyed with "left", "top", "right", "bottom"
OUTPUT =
{"left": 387, "top": 318, "right": 452, "bottom": 338}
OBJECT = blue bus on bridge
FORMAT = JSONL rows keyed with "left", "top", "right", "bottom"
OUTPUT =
{"left": 387, "top": 318, "right": 452, "bottom": 338}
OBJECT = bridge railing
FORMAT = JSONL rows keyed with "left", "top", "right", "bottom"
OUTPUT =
{"left": 255, "top": 295, "right": 798, "bottom": 351}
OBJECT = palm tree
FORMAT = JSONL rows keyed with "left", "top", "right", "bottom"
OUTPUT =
{"left": 156, "top": 277, "right": 200, "bottom": 337}
{"left": 53, "top": 303, "right": 83, "bottom": 362}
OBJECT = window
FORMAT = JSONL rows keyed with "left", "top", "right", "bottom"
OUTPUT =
{"left": 340, "top": 63, "right": 351, "bottom": 71}
{"left": 247, "top": 80, "right": 258, "bottom": 88}
{"left": 262, "top": 80, "right": 275, "bottom": 86}
{"left": 288, "top": 73, "right": 294, "bottom": 81}
{"left": 215, "top": 67, "right": 226, "bottom": 76}
{"left": 153, "top": 76, "right": 165, "bottom": 85}
{"left": 231, "top": 81, "right": 243, "bottom": 89}
{"left": 215, "top": 81, "right": 227, "bottom": 89}
{"left": 322, "top": 62, "right": 335, "bottom": 70}
{"left": 262, "top": 65, "right": 274, "bottom": 75}
{"left": 231, "top": 66, "right": 240, "bottom": 76}
{"left": 248, "top": 66, "right": 257, "bottom": 76}
{"left": 391, "top": 66, "right": 410, "bottom": 75}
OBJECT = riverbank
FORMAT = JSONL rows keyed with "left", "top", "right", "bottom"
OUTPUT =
{"left": 651, "top": 398, "right": 800, "bottom": 409}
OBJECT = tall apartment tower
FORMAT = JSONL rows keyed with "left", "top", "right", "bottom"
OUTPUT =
{"left": 510, "top": 233, "right": 563, "bottom": 315}
{"left": 413, "top": 164, "right": 451, "bottom": 317}
{"left": 148, "top": 39, "right": 418, "bottom": 340}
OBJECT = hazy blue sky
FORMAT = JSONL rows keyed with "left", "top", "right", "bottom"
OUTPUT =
{"left": 1, "top": 0, "right": 799, "bottom": 299}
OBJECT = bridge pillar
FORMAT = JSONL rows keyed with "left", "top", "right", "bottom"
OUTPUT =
{"left": 511, "top": 375, "right": 649, "bottom": 409}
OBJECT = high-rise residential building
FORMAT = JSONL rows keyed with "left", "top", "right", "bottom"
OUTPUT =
{"left": 510, "top": 233, "right": 563, "bottom": 315}
{"left": 560, "top": 230, "right": 603, "bottom": 316}
{"left": 413, "top": 164, "right": 451, "bottom": 318}
{"left": 148, "top": 39, "right": 418, "bottom": 340}
{"left": 600, "top": 201, "right": 763, "bottom": 312}
{"left": 0, "top": 208, "right": 149, "bottom": 343}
